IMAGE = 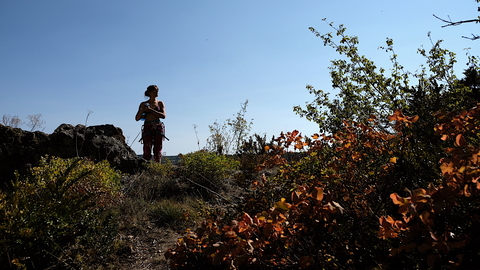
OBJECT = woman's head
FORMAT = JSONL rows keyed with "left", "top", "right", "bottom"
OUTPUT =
{"left": 144, "top": 85, "right": 159, "bottom": 97}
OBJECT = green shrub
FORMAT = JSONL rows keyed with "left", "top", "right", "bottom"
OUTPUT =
{"left": 146, "top": 159, "right": 174, "bottom": 178}
{"left": 180, "top": 150, "right": 239, "bottom": 192}
{"left": 148, "top": 199, "right": 199, "bottom": 228}
{"left": 123, "top": 162, "right": 185, "bottom": 201}
{"left": 0, "top": 156, "right": 121, "bottom": 269}
{"left": 117, "top": 197, "right": 150, "bottom": 232}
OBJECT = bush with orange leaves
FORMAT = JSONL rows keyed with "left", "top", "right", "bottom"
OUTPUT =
{"left": 379, "top": 104, "right": 480, "bottom": 269}
{"left": 166, "top": 111, "right": 404, "bottom": 269}
{"left": 165, "top": 106, "right": 480, "bottom": 269}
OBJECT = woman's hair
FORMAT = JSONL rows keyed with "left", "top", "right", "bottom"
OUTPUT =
{"left": 144, "top": 85, "right": 159, "bottom": 96}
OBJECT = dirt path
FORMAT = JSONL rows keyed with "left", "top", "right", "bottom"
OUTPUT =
{"left": 116, "top": 224, "right": 182, "bottom": 270}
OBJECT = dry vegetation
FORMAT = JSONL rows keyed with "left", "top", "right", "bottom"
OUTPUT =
{"left": 0, "top": 150, "right": 259, "bottom": 269}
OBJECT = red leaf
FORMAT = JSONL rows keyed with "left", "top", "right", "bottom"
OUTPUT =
{"left": 242, "top": 212, "right": 254, "bottom": 225}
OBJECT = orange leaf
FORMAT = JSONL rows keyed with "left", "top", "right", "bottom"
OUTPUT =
{"left": 390, "top": 193, "right": 405, "bottom": 205}
{"left": 388, "top": 109, "right": 403, "bottom": 121}
{"left": 411, "top": 115, "right": 419, "bottom": 123}
{"left": 455, "top": 134, "right": 467, "bottom": 147}
{"left": 237, "top": 221, "right": 248, "bottom": 233}
{"left": 464, "top": 184, "right": 471, "bottom": 197}
{"left": 471, "top": 152, "right": 479, "bottom": 164}
{"left": 412, "top": 188, "right": 428, "bottom": 203}
{"left": 294, "top": 142, "right": 304, "bottom": 149}
{"left": 419, "top": 211, "right": 431, "bottom": 226}
{"left": 311, "top": 187, "right": 324, "bottom": 201}
{"left": 440, "top": 161, "right": 455, "bottom": 175}
{"left": 389, "top": 157, "right": 398, "bottom": 163}
{"left": 379, "top": 216, "right": 389, "bottom": 226}
{"left": 273, "top": 224, "right": 283, "bottom": 232}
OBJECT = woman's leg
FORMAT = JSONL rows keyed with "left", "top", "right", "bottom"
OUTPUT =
{"left": 142, "top": 125, "right": 153, "bottom": 161}
{"left": 153, "top": 124, "right": 164, "bottom": 163}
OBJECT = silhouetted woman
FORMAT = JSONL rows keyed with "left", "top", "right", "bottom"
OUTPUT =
{"left": 135, "top": 85, "right": 166, "bottom": 162}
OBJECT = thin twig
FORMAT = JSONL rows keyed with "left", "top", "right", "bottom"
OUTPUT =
{"left": 76, "top": 110, "right": 93, "bottom": 157}
{"left": 193, "top": 124, "right": 201, "bottom": 150}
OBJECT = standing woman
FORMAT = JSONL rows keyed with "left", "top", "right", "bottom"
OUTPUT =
{"left": 135, "top": 85, "right": 166, "bottom": 162}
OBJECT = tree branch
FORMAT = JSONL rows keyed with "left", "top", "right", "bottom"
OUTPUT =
{"left": 433, "top": 14, "right": 480, "bottom": 40}
{"left": 462, "top": 34, "right": 480, "bottom": 40}
{"left": 433, "top": 14, "right": 480, "bottom": 27}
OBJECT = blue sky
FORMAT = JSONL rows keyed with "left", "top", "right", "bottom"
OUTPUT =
{"left": 1, "top": 1, "right": 479, "bottom": 156}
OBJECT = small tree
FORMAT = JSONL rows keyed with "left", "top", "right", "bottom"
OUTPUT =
{"left": 26, "top": 113, "right": 45, "bottom": 131}
{"left": 2, "top": 115, "right": 23, "bottom": 128}
{"left": 206, "top": 120, "right": 229, "bottom": 155}
{"left": 206, "top": 100, "right": 253, "bottom": 155}
{"left": 227, "top": 100, "right": 253, "bottom": 154}
{"left": 294, "top": 20, "right": 477, "bottom": 135}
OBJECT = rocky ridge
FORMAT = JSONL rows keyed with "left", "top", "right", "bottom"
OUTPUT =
{"left": 0, "top": 123, "right": 146, "bottom": 188}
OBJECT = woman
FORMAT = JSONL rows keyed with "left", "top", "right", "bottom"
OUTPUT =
{"left": 135, "top": 85, "right": 166, "bottom": 162}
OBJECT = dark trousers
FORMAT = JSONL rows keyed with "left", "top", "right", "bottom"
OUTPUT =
{"left": 142, "top": 123, "right": 164, "bottom": 162}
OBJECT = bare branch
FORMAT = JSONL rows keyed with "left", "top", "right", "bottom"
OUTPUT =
{"left": 462, "top": 34, "right": 480, "bottom": 40}
{"left": 26, "top": 114, "right": 46, "bottom": 131}
{"left": 2, "top": 115, "right": 23, "bottom": 128}
{"left": 433, "top": 14, "right": 480, "bottom": 27}
{"left": 433, "top": 13, "right": 480, "bottom": 40}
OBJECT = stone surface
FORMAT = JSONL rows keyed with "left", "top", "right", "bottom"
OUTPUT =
{"left": 0, "top": 124, "right": 145, "bottom": 188}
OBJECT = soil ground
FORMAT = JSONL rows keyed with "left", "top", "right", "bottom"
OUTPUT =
{"left": 115, "top": 223, "right": 181, "bottom": 269}
{"left": 109, "top": 169, "right": 249, "bottom": 269}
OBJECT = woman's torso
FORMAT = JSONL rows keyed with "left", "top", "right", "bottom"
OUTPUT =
{"left": 144, "top": 100, "right": 162, "bottom": 122}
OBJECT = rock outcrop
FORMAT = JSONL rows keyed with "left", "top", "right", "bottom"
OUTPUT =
{"left": 0, "top": 124, "right": 145, "bottom": 188}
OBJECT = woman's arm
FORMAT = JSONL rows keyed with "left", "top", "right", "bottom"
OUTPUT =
{"left": 135, "top": 103, "right": 146, "bottom": 121}
{"left": 148, "top": 101, "right": 166, "bottom": 119}
{"left": 158, "top": 101, "right": 166, "bottom": 119}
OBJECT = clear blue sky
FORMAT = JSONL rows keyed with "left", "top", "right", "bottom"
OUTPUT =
{"left": 1, "top": 0, "right": 478, "bottom": 155}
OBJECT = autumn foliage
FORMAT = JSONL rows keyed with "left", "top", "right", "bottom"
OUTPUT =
{"left": 165, "top": 105, "right": 480, "bottom": 269}
{"left": 379, "top": 105, "right": 480, "bottom": 268}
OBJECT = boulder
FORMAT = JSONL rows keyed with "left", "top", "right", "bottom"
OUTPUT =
{"left": 0, "top": 124, "right": 146, "bottom": 189}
